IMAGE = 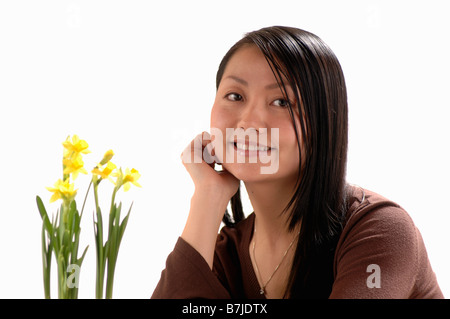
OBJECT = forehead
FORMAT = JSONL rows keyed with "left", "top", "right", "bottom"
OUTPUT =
{"left": 223, "top": 45, "right": 272, "bottom": 77}
{"left": 221, "top": 45, "right": 292, "bottom": 91}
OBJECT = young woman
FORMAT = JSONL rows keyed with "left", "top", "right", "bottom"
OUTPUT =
{"left": 151, "top": 26, "right": 443, "bottom": 299}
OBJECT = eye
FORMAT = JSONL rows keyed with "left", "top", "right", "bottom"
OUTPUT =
{"left": 272, "top": 98, "right": 290, "bottom": 108}
{"left": 225, "top": 93, "right": 243, "bottom": 102}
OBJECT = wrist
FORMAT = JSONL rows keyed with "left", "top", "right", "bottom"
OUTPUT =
{"left": 190, "top": 190, "right": 229, "bottom": 223}
{"left": 192, "top": 186, "right": 231, "bottom": 207}
{"left": 181, "top": 189, "right": 230, "bottom": 269}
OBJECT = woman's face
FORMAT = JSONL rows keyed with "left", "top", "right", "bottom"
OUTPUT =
{"left": 210, "top": 44, "right": 302, "bottom": 184}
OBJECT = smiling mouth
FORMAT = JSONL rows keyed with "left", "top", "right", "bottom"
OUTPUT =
{"left": 234, "top": 142, "right": 271, "bottom": 152}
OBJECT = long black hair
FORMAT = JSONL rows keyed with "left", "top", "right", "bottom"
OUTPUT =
{"left": 216, "top": 26, "right": 349, "bottom": 298}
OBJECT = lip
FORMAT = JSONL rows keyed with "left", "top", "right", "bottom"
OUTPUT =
{"left": 233, "top": 139, "right": 273, "bottom": 149}
{"left": 229, "top": 139, "right": 273, "bottom": 157}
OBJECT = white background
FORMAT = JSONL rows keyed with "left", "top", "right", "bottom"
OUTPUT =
{"left": 0, "top": 0, "right": 449, "bottom": 298}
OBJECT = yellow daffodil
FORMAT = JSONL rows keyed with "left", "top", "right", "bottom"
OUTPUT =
{"left": 114, "top": 168, "right": 141, "bottom": 192}
{"left": 63, "top": 155, "right": 87, "bottom": 180}
{"left": 63, "top": 135, "right": 90, "bottom": 159}
{"left": 122, "top": 168, "right": 141, "bottom": 191}
{"left": 46, "top": 179, "right": 78, "bottom": 203}
{"left": 92, "top": 161, "right": 117, "bottom": 182}
{"left": 99, "top": 150, "right": 114, "bottom": 166}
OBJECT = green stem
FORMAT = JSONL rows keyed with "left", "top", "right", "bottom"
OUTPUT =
{"left": 80, "top": 179, "right": 93, "bottom": 219}
{"left": 93, "top": 180, "right": 105, "bottom": 299}
{"left": 41, "top": 224, "right": 52, "bottom": 299}
{"left": 105, "top": 256, "right": 117, "bottom": 299}
{"left": 107, "top": 187, "right": 118, "bottom": 249}
{"left": 104, "top": 186, "right": 119, "bottom": 299}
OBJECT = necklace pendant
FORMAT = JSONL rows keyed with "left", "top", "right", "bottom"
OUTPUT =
{"left": 260, "top": 288, "right": 265, "bottom": 295}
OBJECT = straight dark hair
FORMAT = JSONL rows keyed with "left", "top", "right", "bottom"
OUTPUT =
{"left": 216, "top": 26, "right": 349, "bottom": 298}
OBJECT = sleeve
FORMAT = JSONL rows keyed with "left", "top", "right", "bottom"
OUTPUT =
{"left": 151, "top": 237, "right": 230, "bottom": 299}
{"left": 329, "top": 202, "right": 443, "bottom": 299}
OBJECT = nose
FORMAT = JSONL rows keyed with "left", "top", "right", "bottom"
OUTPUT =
{"left": 235, "top": 97, "right": 268, "bottom": 132}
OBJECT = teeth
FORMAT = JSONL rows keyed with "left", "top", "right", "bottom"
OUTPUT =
{"left": 235, "top": 143, "right": 269, "bottom": 151}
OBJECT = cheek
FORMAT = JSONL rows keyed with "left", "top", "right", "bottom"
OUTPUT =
{"left": 210, "top": 105, "right": 219, "bottom": 129}
{"left": 210, "top": 102, "right": 239, "bottom": 147}
{"left": 210, "top": 102, "right": 229, "bottom": 131}
{"left": 278, "top": 119, "right": 302, "bottom": 170}
{"left": 210, "top": 103, "right": 230, "bottom": 163}
{"left": 281, "top": 129, "right": 300, "bottom": 161}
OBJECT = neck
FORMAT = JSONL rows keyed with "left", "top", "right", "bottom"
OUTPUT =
{"left": 244, "top": 178, "right": 299, "bottom": 248}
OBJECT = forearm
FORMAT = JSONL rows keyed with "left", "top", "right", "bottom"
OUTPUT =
{"left": 181, "top": 189, "right": 229, "bottom": 269}
{"left": 151, "top": 237, "right": 231, "bottom": 299}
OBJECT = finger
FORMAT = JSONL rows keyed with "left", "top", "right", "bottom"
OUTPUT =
{"left": 203, "top": 131, "right": 222, "bottom": 166}
{"left": 181, "top": 133, "right": 202, "bottom": 165}
{"left": 181, "top": 132, "right": 212, "bottom": 166}
{"left": 201, "top": 131, "right": 211, "bottom": 147}
{"left": 203, "top": 141, "right": 216, "bottom": 166}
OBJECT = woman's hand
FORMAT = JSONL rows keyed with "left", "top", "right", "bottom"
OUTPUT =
{"left": 180, "top": 131, "right": 239, "bottom": 269}
{"left": 181, "top": 131, "right": 239, "bottom": 200}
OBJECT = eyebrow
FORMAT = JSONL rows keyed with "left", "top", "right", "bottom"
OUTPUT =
{"left": 224, "top": 75, "right": 289, "bottom": 90}
{"left": 224, "top": 75, "right": 248, "bottom": 86}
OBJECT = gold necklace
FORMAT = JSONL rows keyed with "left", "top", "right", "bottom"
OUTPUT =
{"left": 252, "top": 226, "right": 300, "bottom": 296}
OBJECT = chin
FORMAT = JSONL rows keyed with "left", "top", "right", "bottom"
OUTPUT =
{"left": 223, "top": 162, "right": 280, "bottom": 183}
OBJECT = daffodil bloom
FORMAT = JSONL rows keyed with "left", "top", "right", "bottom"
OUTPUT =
{"left": 46, "top": 179, "right": 78, "bottom": 203}
{"left": 99, "top": 150, "right": 114, "bottom": 166}
{"left": 63, "top": 154, "right": 87, "bottom": 180}
{"left": 62, "top": 135, "right": 90, "bottom": 159}
{"left": 115, "top": 168, "right": 141, "bottom": 192}
{"left": 122, "top": 168, "right": 142, "bottom": 192}
{"left": 92, "top": 161, "right": 117, "bottom": 182}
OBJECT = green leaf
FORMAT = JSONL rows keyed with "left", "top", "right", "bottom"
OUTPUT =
{"left": 41, "top": 222, "right": 52, "bottom": 299}
{"left": 94, "top": 207, "right": 103, "bottom": 246}
{"left": 71, "top": 211, "right": 82, "bottom": 265}
{"left": 57, "top": 206, "right": 66, "bottom": 251}
{"left": 67, "top": 200, "right": 78, "bottom": 234}
{"left": 110, "top": 202, "right": 122, "bottom": 261}
{"left": 94, "top": 207, "right": 106, "bottom": 268}
{"left": 118, "top": 202, "right": 133, "bottom": 246}
{"left": 62, "top": 229, "right": 72, "bottom": 264}
{"left": 77, "top": 245, "right": 89, "bottom": 267}
{"left": 52, "top": 210, "right": 61, "bottom": 254}
{"left": 94, "top": 208, "right": 106, "bottom": 299}
{"left": 107, "top": 203, "right": 116, "bottom": 246}
{"left": 57, "top": 250, "right": 67, "bottom": 298}
{"left": 36, "top": 196, "right": 53, "bottom": 235}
